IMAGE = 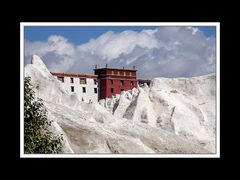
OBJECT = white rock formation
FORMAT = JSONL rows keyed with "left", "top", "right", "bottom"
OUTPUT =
{"left": 24, "top": 55, "right": 216, "bottom": 154}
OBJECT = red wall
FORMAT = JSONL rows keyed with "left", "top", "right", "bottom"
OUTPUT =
{"left": 94, "top": 68, "right": 138, "bottom": 100}
{"left": 99, "top": 79, "right": 107, "bottom": 100}
{"left": 104, "top": 79, "right": 138, "bottom": 98}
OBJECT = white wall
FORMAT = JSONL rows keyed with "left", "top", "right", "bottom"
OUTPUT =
{"left": 54, "top": 76, "right": 98, "bottom": 103}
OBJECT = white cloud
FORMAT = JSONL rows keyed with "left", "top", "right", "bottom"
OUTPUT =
{"left": 187, "top": 26, "right": 199, "bottom": 35}
{"left": 78, "top": 29, "right": 159, "bottom": 61}
{"left": 25, "top": 27, "right": 216, "bottom": 78}
{"left": 25, "top": 35, "right": 76, "bottom": 72}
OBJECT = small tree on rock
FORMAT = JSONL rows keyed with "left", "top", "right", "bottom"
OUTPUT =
{"left": 24, "top": 77, "right": 63, "bottom": 154}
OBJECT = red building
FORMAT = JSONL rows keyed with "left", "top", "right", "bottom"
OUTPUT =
{"left": 94, "top": 65, "right": 138, "bottom": 100}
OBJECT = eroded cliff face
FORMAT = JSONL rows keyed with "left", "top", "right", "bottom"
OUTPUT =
{"left": 25, "top": 55, "right": 216, "bottom": 154}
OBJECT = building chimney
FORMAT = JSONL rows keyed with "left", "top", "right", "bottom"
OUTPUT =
{"left": 133, "top": 65, "right": 136, "bottom": 70}
{"left": 95, "top": 64, "right": 98, "bottom": 69}
{"left": 106, "top": 64, "right": 108, "bottom": 68}
{"left": 123, "top": 67, "right": 125, "bottom": 69}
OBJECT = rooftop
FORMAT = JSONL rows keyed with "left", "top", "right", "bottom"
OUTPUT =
{"left": 94, "top": 67, "right": 137, "bottom": 71}
{"left": 51, "top": 72, "right": 98, "bottom": 78}
{"left": 94, "top": 64, "right": 137, "bottom": 72}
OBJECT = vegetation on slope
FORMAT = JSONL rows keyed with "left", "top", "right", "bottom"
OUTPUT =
{"left": 24, "top": 77, "right": 63, "bottom": 154}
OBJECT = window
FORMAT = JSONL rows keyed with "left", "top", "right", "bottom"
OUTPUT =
{"left": 112, "top": 70, "right": 114, "bottom": 75}
{"left": 70, "top": 77, "right": 74, "bottom": 83}
{"left": 94, "top": 88, "right": 97, "bottom": 94}
{"left": 111, "top": 88, "right": 114, "bottom": 93}
{"left": 82, "top": 87, "right": 86, "bottom": 93}
{"left": 71, "top": 86, "right": 74, "bottom": 92}
{"left": 117, "top": 71, "right": 120, "bottom": 75}
{"left": 94, "top": 79, "right": 97, "bottom": 85}
{"left": 131, "top": 81, "right": 134, "bottom": 86}
{"left": 80, "top": 78, "right": 87, "bottom": 84}
{"left": 123, "top": 72, "right": 126, "bottom": 76}
{"left": 110, "top": 79, "right": 113, "bottom": 85}
{"left": 57, "top": 76, "right": 64, "bottom": 83}
{"left": 129, "top": 72, "right": 132, "bottom": 76}
{"left": 120, "top": 80, "right": 124, "bottom": 86}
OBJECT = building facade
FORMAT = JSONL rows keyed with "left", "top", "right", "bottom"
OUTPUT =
{"left": 51, "top": 72, "right": 98, "bottom": 103}
{"left": 51, "top": 66, "right": 138, "bottom": 102}
{"left": 94, "top": 66, "right": 138, "bottom": 100}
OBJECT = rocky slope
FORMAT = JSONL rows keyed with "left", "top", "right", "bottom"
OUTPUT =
{"left": 24, "top": 55, "right": 216, "bottom": 154}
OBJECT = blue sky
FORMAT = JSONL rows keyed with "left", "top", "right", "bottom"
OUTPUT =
{"left": 25, "top": 26, "right": 216, "bottom": 45}
{"left": 25, "top": 26, "right": 216, "bottom": 78}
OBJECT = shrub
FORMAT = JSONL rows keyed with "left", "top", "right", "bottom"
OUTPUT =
{"left": 24, "top": 77, "right": 63, "bottom": 154}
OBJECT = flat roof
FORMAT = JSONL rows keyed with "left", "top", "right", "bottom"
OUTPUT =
{"left": 138, "top": 78, "right": 152, "bottom": 80}
{"left": 51, "top": 72, "right": 98, "bottom": 78}
{"left": 94, "top": 67, "right": 137, "bottom": 71}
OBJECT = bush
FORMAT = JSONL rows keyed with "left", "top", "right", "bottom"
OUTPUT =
{"left": 24, "top": 77, "right": 63, "bottom": 154}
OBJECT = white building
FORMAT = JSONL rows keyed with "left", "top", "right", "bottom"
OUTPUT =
{"left": 51, "top": 72, "right": 98, "bottom": 103}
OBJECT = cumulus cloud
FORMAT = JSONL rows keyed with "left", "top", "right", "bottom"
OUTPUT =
{"left": 78, "top": 29, "right": 159, "bottom": 61}
{"left": 25, "top": 35, "right": 76, "bottom": 72}
{"left": 24, "top": 27, "right": 216, "bottom": 78}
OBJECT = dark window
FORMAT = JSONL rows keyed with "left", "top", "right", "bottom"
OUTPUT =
{"left": 111, "top": 88, "right": 114, "bottom": 93}
{"left": 57, "top": 76, "right": 64, "bottom": 83}
{"left": 131, "top": 81, "right": 134, "bottom": 86}
{"left": 80, "top": 78, "right": 87, "bottom": 84}
{"left": 94, "top": 88, "right": 97, "bottom": 94}
{"left": 82, "top": 87, "right": 86, "bottom": 93}
{"left": 110, "top": 79, "right": 113, "bottom": 85}
{"left": 121, "top": 89, "right": 124, "bottom": 92}
{"left": 94, "top": 79, "right": 97, "bottom": 85}
{"left": 71, "top": 86, "right": 74, "bottom": 92}
{"left": 120, "top": 80, "right": 124, "bottom": 86}
{"left": 70, "top": 77, "right": 74, "bottom": 83}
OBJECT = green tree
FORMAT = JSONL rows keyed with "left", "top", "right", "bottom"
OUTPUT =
{"left": 24, "top": 77, "right": 63, "bottom": 154}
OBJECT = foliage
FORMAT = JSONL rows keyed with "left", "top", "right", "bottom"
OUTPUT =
{"left": 24, "top": 77, "right": 63, "bottom": 154}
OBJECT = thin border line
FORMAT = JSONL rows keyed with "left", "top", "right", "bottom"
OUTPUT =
{"left": 21, "top": 22, "right": 219, "bottom": 26}
{"left": 20, "top": 23, "right": 24, "bottom": 157}
{"left": 20, "top": 22, "right": 220, "bottom": 158}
